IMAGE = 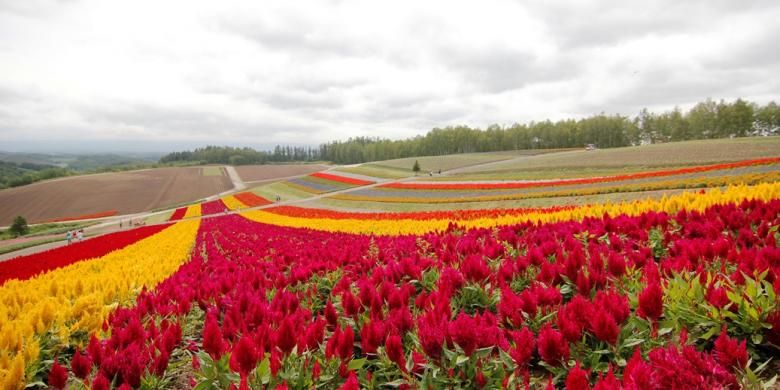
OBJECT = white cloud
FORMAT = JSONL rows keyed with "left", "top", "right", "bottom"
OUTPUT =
{"left": 0, "top": 0, "right": 778, "bottom": 151}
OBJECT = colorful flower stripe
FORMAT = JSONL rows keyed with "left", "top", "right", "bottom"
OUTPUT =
{"left": 381, "top": 156, "right": 780, "bottom": 190}
{"left": 0, "top": 224, "right": 171, "bottom": 286}
{"left": 242, "top": 182, "right": 780, "bottom": 235}
{"left": 287, "top": 176, "right": 352, "bottom": 194}
{"left": 168, "top": 207, "right": 187, "bottom": 221}
{"left": 58, "top": 200, "right": 780, "bottom": 388}
{"left": 265, "top": 205, "right": 576, "bottom": 221}
{"left": 43, "top": 210, "right": 118, "bottom": 223}
{"left": 220, "top": 195, "right": 245, "bottom": 211}
{"left": 310, "top": 171, "right": 375, "bottom": 185}
{"left": 201, "top": 199, "right": 228, "bottom": 215}
{"left": 183, "top": 204, "right": 201, "bottom": 218}
{"left": 233, "top": 191, "right": 272, "bottom": 207}
{"left": 0, "top": 219, "right": 199, "bottom": 387}
{"left": 333, "top": 171, "right": 780, "bottom": 204}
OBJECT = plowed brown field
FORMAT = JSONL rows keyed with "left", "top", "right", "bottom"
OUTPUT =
{"left": 235, "top": 164, "right": 329, "bottom": 182}
{"left": 0, "top": 167, "right": 231, "bottom": 225}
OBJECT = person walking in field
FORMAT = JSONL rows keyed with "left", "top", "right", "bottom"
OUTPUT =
{"left": 77, "top": 230, "right": 84, "bottom": 242}
{"left": 66, "top": 230, "right": 72, "bottom": 245}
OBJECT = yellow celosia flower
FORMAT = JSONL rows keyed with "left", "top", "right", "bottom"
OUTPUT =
{"left": 0, "top": 220, "right": 199, "bottom": 387}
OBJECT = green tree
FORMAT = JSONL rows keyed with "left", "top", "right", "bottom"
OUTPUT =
{"left": 9, "top": 216, "right": 28, "bottom": 237}
{"left": 412, "top": 160, "right": 420, "bottom": 174}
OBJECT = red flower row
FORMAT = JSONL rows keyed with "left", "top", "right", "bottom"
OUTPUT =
{"left": 201, "top": 199, "right": 228, "bottom": 215}
{"left": 265, "top": 204, "right": 576, "bottom": 221}
{"left": 380, "top": 156, "right": 780, "bottom": 190}
{"left": 168, "top": 207, "right": 187, "bottom": 221}
{"left": 0, "top": 224, "right": 170, "bottom": 285}
{"left": 310, "top": 172, "right": 375, "bottom": 186}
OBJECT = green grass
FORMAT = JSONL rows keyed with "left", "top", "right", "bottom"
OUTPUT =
{"left": 0, "top": 221, "right": 97, "bottom": 241}
{"left": 251, "top": 181, "right": 316, "bottom": 202}
{"left": 336, "top": 164, "right": 412, "bottom": 179}
{"left": 440, "top": 137, "right": 780, "bottom": 180}
{"left": 201, "top": 166, "right": 224, "bottom": 176}
{"left": 145, "top": 210, "right": 174, "bottom": 224}
{"left": 0, "top": 237, "right": 62, "bottom": 256}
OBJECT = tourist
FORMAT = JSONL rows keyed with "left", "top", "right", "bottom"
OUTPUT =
{"left": 66, "top": 230, "right": 72, "bottom": 245}
{"left": 77, "top": 230, "right": 84, "bottom": 242}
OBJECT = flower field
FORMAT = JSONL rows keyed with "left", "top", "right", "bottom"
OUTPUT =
{"left": 284, "top": 172, "right": 376, "bottom": 195}
{"left": 1, "top": 180, "right": 779, "bottom": 388}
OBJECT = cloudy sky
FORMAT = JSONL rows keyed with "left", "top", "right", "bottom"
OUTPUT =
{"left": 1, "top": 0, "right": 779, "bottom": 152}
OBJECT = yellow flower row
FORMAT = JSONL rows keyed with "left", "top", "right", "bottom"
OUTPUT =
{"left": 183, "top": 203, "right": 202, "bottom": 218}
{"left": 240, "top": 182, "right": 780, "bottom": 236}
{"left": 221, "top": 195, "right": 246, "bottom": 211}
{"left": 0, "top": 220, "right": 200, "bottom": 389}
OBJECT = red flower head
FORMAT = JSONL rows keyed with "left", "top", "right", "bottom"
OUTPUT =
{"left": 360, "top": 319, "right": 386, "bottom": 355}
{"left": 312, "top": 360, "right": 321, "bottom": 380}
{"left": 91, "top": 372, "right": 111, "bottom": 390}
{"left": 593, "top": 366, "right": 620, "bottom": 390}
{"left": 509, "top": 327, "right": 535, "bottom": 368}
{"left": 637, "top": 281, "right": 663, "bottom": 321}
{"left": 338, "top": 326, "right": 355, "bottom": 361}
{"left": 537, "top": 325, "right": 569, "bottom": 366}
{"left": 417, "top": 313, "right": 446, "bottom": 360}
{"left": 230, "top": 335, "right": 258, "bottom": 376}
{"left": 325, "top": 300, "right": 339, "bottom": 327}
{"left": 339, "top": 371, "right": 360, "bottom": 390}
{"left": 475, "top": 369, "right": 487, "bottom": 388}
{"left": 48, "top": 361, "right": 68, "bottom": 390}
{"left": 71, "top": 348, "right": 93, "bottom": 380}
{"left": 589, "top": 309, "right": 620, "bottom": 345}
{"left": 202, "top": 312, "right": 225, "bottom": 359}
{"left": 276, "top": 317, "right": 297, "bottom": 355}
{"left": 385, "top": 333, "right": 406, "bottom": 370}
{"left": 565, "top": 362, "right": 590, "bottom": 390}
{"left": 713, "top": 327, "right": 748, "bottom": 369}
{"left": 87, "top": 334, "right": 103, "bottom": 366}
{"left": 449, "top": 313, "right": 478, "bottom": 356}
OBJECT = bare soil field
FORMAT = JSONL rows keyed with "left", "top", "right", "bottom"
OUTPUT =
{"left": 0, "top": 167, "right": 231, "bottom": 225}
{"left": 235, "top": 164, "right": 329, "bottom": 182}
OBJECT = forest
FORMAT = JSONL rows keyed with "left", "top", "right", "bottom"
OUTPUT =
{"left": 160, "top": 98, "right": 780, "bottom": 165}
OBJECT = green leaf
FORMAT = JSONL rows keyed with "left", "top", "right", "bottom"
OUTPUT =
{"left": 257, "top": 356, "right": 271, "bottom": 384}
{"left": 455, "top": 355, "right": 469, "bottom": 365}
{"left": 348, "top": 358, "right": 367, "bottom": 371}
{"left": 621, "top": 338, "right": 645, "bottom": 348}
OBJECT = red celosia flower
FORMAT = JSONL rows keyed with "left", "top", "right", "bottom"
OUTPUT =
{"left": 509, "top": 327, "right": 535, "bottom": 367}
{"left": 565, "top": 362, "right": 590, "bottom": 390}
{"left": 589, "top": 309, "right": 620, "bottom": 345}
{"left": 637, "top": 281, "right": 663, "bottom": 321}
{"left": 325, "top": 300, "right": 339, "bottom": 327}
{"left": 91, "top": 372, "right": 111, "bottom": 390}
{"left": 706, "top": 284, "right": 730, "bottom": 309}
{"left": 338, "top": 326, "right": 355, "bottom": 360}
{"left": 592, "top": 366, "right": 620, "bottom": 390}
{"left": 312, "top": 360, "right": 321, "bottom": 380}
{"left": 418, "top": 313, "right": 446, "bottom": 360}
{"left": 449, "top": 313, "right": 478, "bottom": 356}
{"left": 276, "top": 317, "right": 297, "bottom": 354}
{"left": 339, "top": 371, "right": 360, "bottom": 390}
{"left": 48, "top": 361, "right": 68, "bottom": 390}
{"left": 713, "top": 327, "right": 748, "bottom": 369}
{"left": 71, "top": 348, "right": 93, "bottom": 380}
{"left": 202, "top": 312, "right": 225, "bottom": 359}
{"left": 87, "top": 335, "right": 103, "bottom": 366}
{"left": 537, "top": 325, "right": 569, "bottom": 366}
{"left": 385, "top": 333, "right": 406, "bottom": 370}
{"left": 475, "top": 369, "right": 487, "bottom": 388}
{"left": 230, "top": 335, "right": 258, "bottom": 376}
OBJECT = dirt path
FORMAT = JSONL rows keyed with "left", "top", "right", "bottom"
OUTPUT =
{"left": 224, "top": 165, "right": 247, "bottom": 191}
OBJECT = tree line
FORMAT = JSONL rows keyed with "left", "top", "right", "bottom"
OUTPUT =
{"left": 159, "top": 98, "right": 780, "bottom": 165}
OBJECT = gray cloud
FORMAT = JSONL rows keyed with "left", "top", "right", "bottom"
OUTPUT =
{"left": 0, "top": 0, "right": 778, "bottom": 152}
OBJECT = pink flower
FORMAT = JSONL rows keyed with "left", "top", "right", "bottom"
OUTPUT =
{"left": 339, "top": 371, "right": 360, "bottom": 390}
{"left": 48, "top": 361, "right": 68, "bottom": 390}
